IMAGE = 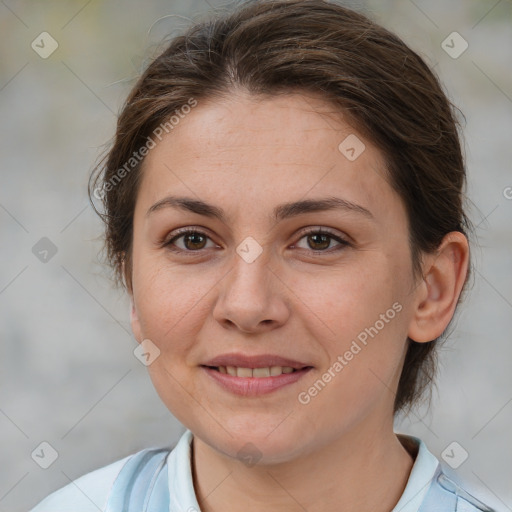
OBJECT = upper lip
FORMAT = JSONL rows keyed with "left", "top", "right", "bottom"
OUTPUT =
{"left": 202, "top": 353, "right": 312, "bottom": 370}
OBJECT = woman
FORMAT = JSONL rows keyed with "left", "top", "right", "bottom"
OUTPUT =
{"left": 30, "top": 0, "right": 496, "bottom": 511}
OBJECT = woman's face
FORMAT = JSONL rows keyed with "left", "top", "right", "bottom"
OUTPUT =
{"left": 129, "top": 91, "right": 421, "bottom": 463}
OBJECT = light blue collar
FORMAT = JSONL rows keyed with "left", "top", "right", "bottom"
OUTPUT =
{"left": 168, "top": 429, "right": 201, "bottom": 512}
{"left": 392, "top": 434, "right": 440, "bottom": 512}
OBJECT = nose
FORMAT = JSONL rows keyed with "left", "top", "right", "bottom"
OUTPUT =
{"left": 212, "top": 250, "right": 290, "bottom": 334}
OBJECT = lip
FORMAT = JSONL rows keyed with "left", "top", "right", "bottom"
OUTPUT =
{"left": 202, "top": 352, "right": 311, "bottom": 369}
{"left": 201, "top": 365, "right": 313, "bottom": 396}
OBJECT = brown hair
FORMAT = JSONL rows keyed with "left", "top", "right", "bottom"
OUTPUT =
{"left": 89, "top": 0, "right": 474, "bottom": 415}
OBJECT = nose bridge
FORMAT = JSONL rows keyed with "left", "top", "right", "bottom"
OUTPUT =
{"left": 213, "top": 239, "right": 289, "bottom": 332}
{"left": 226, "top": 240, "right": 273, "bottom": 304}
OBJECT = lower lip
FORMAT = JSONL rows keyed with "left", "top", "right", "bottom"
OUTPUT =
{"left": 201, "top": 366, "right": 313, "bottom": 396}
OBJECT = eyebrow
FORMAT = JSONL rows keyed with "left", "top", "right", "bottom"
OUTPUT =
{"left": 146, "top": 195, "right": 374, "bottom": 223}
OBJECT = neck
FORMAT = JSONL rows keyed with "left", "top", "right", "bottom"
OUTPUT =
{"left": 191, "top": 418, "right": 414, "bottom": 512}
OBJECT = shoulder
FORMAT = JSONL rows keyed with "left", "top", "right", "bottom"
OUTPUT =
{"left": 29, "top": 449, "right": 156, "bottom": 512}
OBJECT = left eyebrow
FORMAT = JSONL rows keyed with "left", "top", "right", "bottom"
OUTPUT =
{"left": 273, "top": 196, "right": 374, "bottom": 222}
{"left": 145, "top": 195, "right": 375, "bottom": 223}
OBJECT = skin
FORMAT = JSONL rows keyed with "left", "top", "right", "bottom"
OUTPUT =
{"left": 127, "top": 90, "right": 469, "bottom": 512}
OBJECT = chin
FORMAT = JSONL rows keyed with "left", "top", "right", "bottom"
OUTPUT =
{"left": 192, "top": 418, "right": 314, "bottom": 466}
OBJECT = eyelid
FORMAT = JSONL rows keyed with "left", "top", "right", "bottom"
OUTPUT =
{"left": 291, "top": 226, "right": 351, "bottom": 251}
{"left": 295, "top": 226, "right": 349, "bottom": 242}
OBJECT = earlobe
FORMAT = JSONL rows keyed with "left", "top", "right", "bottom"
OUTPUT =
{"left": 407, "top": 232, "right": 469, "bottom": 343}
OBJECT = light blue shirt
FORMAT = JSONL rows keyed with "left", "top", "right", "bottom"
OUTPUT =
{"left": 30, "top": 429, "right": 494, "bottom": 512}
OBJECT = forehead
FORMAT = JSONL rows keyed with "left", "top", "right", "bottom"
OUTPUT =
{"left": 136, "top": 91, "right": 401, "bottom": 225}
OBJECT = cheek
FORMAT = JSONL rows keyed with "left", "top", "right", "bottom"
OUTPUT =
{"left": 299, "top": 257, "right": 402, "bottom": 343}
{"left": 295, "top": 256, "right": 408, "bottom": 393}
{"left": 134, "top": 264, "right": 208, "bottom": 418}
{"left": 132, "top": 257, "right": 207, "bottom": 350}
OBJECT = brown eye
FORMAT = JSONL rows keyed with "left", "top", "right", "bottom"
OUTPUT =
{"left": 306, "top": 233, "right": 331, "bottom": 250}
{"left": 165, "top": 230, "right": 215, "bottom": 252}
{"left": 294, "top": 229, "right": 350, "bottom": 252}
{"left": 182, "top": 232, "right": 207, "bottom": 250}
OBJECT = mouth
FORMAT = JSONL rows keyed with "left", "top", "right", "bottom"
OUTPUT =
{"left": 201, "top": 365, "right": 311, "bottom": 377}
{"left": 200, "top": 364, "right": 314, "bottom": 396}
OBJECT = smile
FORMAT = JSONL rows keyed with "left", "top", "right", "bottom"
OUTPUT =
{"left": 200, "top": 365, "right": 313, "bottom": 396}
{"left": 210, "top": 365, "right": 300, "bottom": 377}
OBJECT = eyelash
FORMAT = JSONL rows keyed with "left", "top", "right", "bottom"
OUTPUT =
{"left": 163, "top": 227, "right": 350, "bottom": 255}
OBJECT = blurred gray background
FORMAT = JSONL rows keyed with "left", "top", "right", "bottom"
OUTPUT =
{"left": 0, "top": 0, "right": 510, "bottom": 511}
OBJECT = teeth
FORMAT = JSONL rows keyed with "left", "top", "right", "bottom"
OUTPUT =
{"left": 253, "top": 367, "right": 270, "bottom": 378}
{"left": 270, "top": 366, "right": 282, "bottom": 376}
{"left": 236, "top": 367, "right": 253, "bottom": 378}
{"left": 219, "top": 366, "right": 298, "bottom": 377}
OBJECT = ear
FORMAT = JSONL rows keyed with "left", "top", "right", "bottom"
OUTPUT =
{"left": 123, "top": 259, "right": 142, "bottom": 344}
{"left": 129, "top": 295, "right": 143, "bottom": 344}
{"left": 407, "top": 232, "right": 469, "bottom": 343}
